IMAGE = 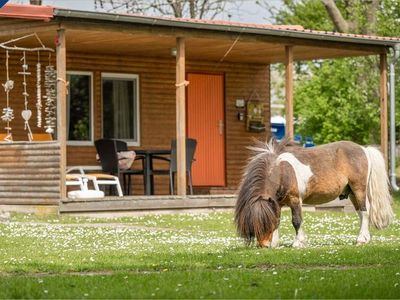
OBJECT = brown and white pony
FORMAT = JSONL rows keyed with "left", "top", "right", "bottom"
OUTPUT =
{"left": 235, "top": 139, "right": 394, "bottom": 248}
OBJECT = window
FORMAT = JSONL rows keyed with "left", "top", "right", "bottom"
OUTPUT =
{"left": 102, "top": 73, "right": 140, "bottom": 145}
{"left": 67, "top": 72, "right": 93, "bottom": 144}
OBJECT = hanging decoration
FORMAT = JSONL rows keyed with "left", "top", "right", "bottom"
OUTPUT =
{"left": 44, "top": 65, "right": 57, "bottom": 134}
{"left": 19, "top": 51, "right": 33, "bottom": 141}
{"left": 36, "top": 53, "right": 42, "bottom": 128}
{"left": 0, "top": 33, "right": 54, "bottom": 141}
{"left": 1, "top": 50, "right": 14, "bottom": 142}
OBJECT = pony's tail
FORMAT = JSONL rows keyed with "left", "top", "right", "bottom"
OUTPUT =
{"left": 364, "top": 146, "right": 394, "bottom": 229}
{"left": 234, "top": 197, "right": 279, "bottom": 245}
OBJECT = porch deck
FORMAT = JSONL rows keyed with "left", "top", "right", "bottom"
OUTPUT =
{"left": 60, "top": 195, "right": 354, "bottom": 216}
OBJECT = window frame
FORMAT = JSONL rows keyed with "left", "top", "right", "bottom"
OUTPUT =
{"left": 101, "top": 72, "right": 141, "bottom": 146}
{"left": 66, "top": 71, "right": 94, "bottom": 146}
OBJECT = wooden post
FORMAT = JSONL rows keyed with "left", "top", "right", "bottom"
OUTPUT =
{"left": 380, "top": 53, "right": 388, "bottom": 166}
{"left": 285, "top": 45, "right": 294, "bottom": 139}
{"left": 56, "top": 28, "right": 67, "bottom": 200}
{"left": 176, "top": 37, "right": 187, "bottom": 196}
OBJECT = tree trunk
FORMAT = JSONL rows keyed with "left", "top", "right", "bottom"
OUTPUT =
{"left": 364, "top": 0, "right": 379, "bottom": 35}
{"left": 189, "top": 0, "right": 196, "bottom": 18}
{"left": 322, "top": 0, "right": 349, "bottom": 32}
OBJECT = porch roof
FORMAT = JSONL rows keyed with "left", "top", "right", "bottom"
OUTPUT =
{"left": 0, "top": 3, "right": 399, "bottom": 64}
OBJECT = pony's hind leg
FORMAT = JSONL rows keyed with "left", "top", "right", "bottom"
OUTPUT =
{"left": 349, "top": 191, "right": 371, "bottom": 245}
{"left": 290, "top": 202, "right": 307, "bottom": 248}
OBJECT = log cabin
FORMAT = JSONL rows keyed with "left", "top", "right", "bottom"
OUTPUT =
{"left": 0, "top": 3, "right": 398, "bottom": 214}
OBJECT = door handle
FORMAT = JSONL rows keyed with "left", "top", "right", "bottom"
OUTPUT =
{"left": 218, "top": 120, "right": 224, "bottom": 135}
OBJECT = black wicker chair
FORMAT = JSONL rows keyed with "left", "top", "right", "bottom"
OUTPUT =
{"left": 94, "top": 139, "right": 144, "bottom": 195}
{"left": 151, "top": 138, "right": 197, "bottom": 195}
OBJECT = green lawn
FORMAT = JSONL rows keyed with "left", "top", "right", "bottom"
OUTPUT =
{"left": 1, "top": 196, "right": 400, "bottom": 299}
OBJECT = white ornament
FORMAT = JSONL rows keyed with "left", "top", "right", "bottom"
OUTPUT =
{"left": 21, "top": 109, "right": 32, "bottom": 121}
{"left": 44, "top": 65, "right": 57, "bottom": 134}
{"left": 20, "top": 52, "right": 32, "bottom": 139}
{"left": 1, "top": 107, "right": 14, "bottom": 122}
{"left": 36, "top": 62, "right": 42, "bottom": 128}
{"left": 2, "top": 80, "right": 14, "bottom": 92}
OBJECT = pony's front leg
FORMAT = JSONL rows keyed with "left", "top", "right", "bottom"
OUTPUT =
{"left": 290, "top": 203, "right": 307, "bottom": 248}
{"left": 267, "top": 229, "right": 280, "bottom": 248}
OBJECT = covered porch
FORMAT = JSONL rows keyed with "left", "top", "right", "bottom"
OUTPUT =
{"left": 0, "top": 4, "right": 398, "bottom": 214}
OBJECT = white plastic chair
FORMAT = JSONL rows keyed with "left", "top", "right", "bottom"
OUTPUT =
{"left": 66, "top": 167, "right": 123, "bottom": 197}
{"left": 65, "top": 173, "right": 88, "bottom": 191}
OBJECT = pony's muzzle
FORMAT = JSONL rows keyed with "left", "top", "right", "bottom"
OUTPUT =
{"left": 257, "top": 232, "right": 273, "bottom": 248}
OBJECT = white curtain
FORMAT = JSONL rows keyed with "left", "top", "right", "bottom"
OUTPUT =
{"left": 112, "top": 80, "right": 131, "bottom": 138}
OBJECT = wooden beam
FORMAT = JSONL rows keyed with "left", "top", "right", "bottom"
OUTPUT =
{"left": 285, "top": 45, "right": 294, "bottom": 139}
{"left": 0, "top": 23, "right": 59, "bottom": 38}
{"left": 62, "top": 20, "right": 386, "bottom": 55}
{"left": 380, "top": 53, "right": 388, "bottom": 166}
{"left": 56, "top": 28, "right": 67, "bottom": 201}
{"left": 176, "top": 37, "right": 187, "bottom": 196}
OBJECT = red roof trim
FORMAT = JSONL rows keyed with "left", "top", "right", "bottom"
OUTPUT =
{"left": 102, "top": 12, "right": 399, "bottom": 43}
{"left": 143, "top": 15, "right": 305, "bottom": 31}
{"left": 0, "top": 3, "right": 54, "bottom": 21}
{"left": 157, "top": 15, "right": 399, "bottom": 42}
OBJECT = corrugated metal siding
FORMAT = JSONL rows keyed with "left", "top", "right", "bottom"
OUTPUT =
{"left": 187, "top": 73, "right": 225, "bottom": 186}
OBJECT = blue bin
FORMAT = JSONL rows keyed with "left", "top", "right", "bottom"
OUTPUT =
{"left": 304, "top": 136, "right": 315, "bottom": 148}
{"left": 271, "top": 116, "right": 285, "bottom": 141}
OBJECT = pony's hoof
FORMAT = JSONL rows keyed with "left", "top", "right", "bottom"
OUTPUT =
{"left": 292, "top": 239, "right": 307, "bottom": 248}
{"left": 270, "top": 241, "right": 279, "bottom": 248}
{"left": 356, "top": 234, "right": 371, "bottom": 245}
{"left": 356, "top": 238, "right": 370, "bottom": 245}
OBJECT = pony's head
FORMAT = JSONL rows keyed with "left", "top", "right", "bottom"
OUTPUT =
{"left": 234, "top": 139, "right": 285, "bottom": 247}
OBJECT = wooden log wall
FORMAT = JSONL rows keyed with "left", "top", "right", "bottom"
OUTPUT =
{"left": 0, "top": 51, "right": 270, "bottom": 196}
{"left": 66, "top": 53, "right": 270, "bottom": 195}
{"left": 0, "top": 142, "right": 60, "bottom": 205}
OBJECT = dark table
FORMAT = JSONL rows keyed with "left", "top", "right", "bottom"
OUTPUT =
{"left": 135, "top": 149, "right": 171, "bottom": 195}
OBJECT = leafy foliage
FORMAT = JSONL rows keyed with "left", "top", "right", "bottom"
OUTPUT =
{"left": 274, "top": 0, "right": 333, "bottom": 31}
{"left": 294, "top": 58, "right": 380, "bottom": 144}
{"left": 271, "top": 0, "right": 400, "bottom": 144}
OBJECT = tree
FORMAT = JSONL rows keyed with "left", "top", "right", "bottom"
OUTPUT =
{"left": 294, "top": 58, "right": 380, "bottom": 145}
{"left": 322, "top": 0, "right": 379, "bottom": 34}
{"left": 94, "top": 0, "right": 228, "bottom": 19}
{"left": 261, "top": 0, "right": 400, "bottom": 144}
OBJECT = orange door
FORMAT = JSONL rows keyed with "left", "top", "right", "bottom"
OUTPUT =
{"left": 187, "top": 73, "right": 225, "bottom": 186}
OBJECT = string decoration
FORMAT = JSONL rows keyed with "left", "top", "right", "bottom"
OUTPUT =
{"left": 19, "top": 51, "right": 33, "bottom": 141}
{"left": 1, "top": 50, "right": 14, "bottom": 142}
{"left": 44, "top": 65, "right": 57, "bottom": 134}
{"left": 36, "top": 53, "right": 42, "bottom": 128}
{"left": 0, "top": 33, "right": 54, "bottom": 141}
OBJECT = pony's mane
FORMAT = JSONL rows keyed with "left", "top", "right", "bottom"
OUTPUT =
{"left": 241, "top": 138, "right": 292, "bottom": 194}
{"left": 234, "top": 138, "right": 287, "bottom": 243}
{"left": 247, "top": 137, "right": 294, "bottom": 156}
